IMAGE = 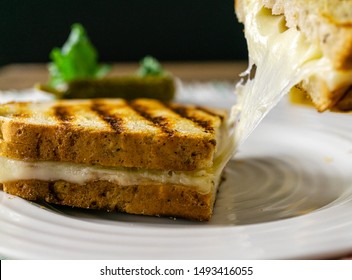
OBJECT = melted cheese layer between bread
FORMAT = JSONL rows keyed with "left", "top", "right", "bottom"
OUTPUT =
{"left": 0, "top": 156, "right": 224, "bottom": 195}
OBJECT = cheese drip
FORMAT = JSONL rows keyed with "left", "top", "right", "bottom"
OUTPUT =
{"left": 230, "top": 2, "right": 352, "bottom": 149}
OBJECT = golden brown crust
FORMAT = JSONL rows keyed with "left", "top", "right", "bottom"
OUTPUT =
{"left": 0, "top": 99, "right": 225, "bottom": 171}
{"left": 333, "top": 87, "right": 352, "bottom": 112}
{"left": 0, "top": 121, "right": 215, "bottom": 171}
{"left": 298, "top": 76, "right": 351, "bottom": 112}
{"left": 2, "top": 180, "right": 217, "bottom": 221}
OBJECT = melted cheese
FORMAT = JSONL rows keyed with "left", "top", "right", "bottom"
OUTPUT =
{"left": 0, "top": 156, "right": 224, "bottom": 195}
{"left": 229, "top": 2, "right": 352, "bottom": 148}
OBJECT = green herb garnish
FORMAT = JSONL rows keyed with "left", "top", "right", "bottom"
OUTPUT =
{"left": 137, "top": 56, "right": 165, "bottom": 77}
{"left": 48, "top": 23, "right": 110, "bottom": 87}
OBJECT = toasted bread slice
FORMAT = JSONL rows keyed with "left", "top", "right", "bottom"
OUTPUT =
{"left": 235, "top": 0, "right": 352, "bottom": 112}
{"left": 2, "top": 179, "right": 217, "bottom": 221}
{"left": 0, "top": 98, "right": 226, "bottom": 171}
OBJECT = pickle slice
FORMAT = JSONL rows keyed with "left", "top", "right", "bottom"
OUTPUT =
{"left": 38, "top": 75, "right": 175, "bottom": 101}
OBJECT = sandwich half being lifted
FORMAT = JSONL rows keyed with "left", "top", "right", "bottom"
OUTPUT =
{"left": 233, "top": 0, "right": 352, "bottom": 146}
{"left": 0, "top": 98, "right": 228, "bottom": 221}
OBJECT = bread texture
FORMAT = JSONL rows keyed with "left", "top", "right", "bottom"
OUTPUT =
{"left": 235, "top": 0, "right": 352, "bottom": 112}
{"left": 262, "top": 0, "right": 352, "bottom": 70}
{"left": 0, "top": 98, "right": 225, "bottom": 171}
{"left": 2, "top": 179, "right": 217, "bottom": 221}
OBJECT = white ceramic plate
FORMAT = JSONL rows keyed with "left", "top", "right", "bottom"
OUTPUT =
{"left": 1, "top": 85, "right": 352, "bottom": 259}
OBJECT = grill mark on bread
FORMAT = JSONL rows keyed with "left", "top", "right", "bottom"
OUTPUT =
{"left": 6, "top": 102, "right": 32, "bottom": 119}
{"left": 35, "top": 134, "right": 42, "bottom": 158}
{"left": 12, "top": 112, "right": 31, "bottom": 118}
{"left": 128, "top": 100, "right": 175, "bottom": 136}
{"left": 195, "top": 106, "right": 224, "bottom": 121}
{"left": 53, "top": 105, "right": 74, "bottom": 123}
{"left": 168, "top": 105, "right": 215, "bottom": 133}
{"left": 90, "top": 100, "right": 125, "bottom": 133}
{"left": 52, "top": 104, "right": 80, "bottom": 154}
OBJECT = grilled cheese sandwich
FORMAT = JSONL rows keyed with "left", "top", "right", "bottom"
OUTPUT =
{"left": 0, "top": 98, "right": 228, "bottom": 221}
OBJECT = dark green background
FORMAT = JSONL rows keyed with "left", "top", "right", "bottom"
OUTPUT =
{"left": 0, "top": 0, "right": 247, "bottom": 66}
